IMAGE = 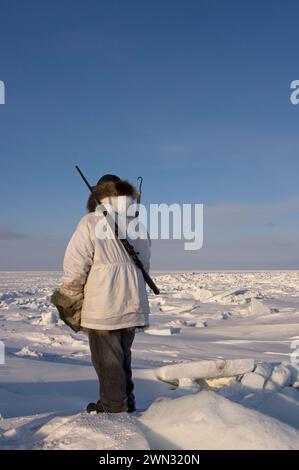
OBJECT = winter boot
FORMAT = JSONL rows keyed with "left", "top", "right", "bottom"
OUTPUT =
{"left": 127, "top": 401, "right": 136, "bottom": 413}
{"left": 86, "top": 400, "right": 105, "bottom": 413}
{"left": 87, "top": 400, "right": 136, "bottom": 413}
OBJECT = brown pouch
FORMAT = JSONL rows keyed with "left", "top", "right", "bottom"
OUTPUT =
{"left": 51, "top": 289, "right": 83, "bottom": 333}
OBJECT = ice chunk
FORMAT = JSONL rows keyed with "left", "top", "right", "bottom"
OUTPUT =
{"left": 265, "top": 364, "right": 292, "bottom": 391}
{"left": 196, "top": 321, "right": 208, "bottom": 328}
{"left": 208, "top": 288, "right": 249, "bottom": 305}
{"left": 241, "top": 372, "right": 265, "bottom": 390}
{"left": 180, "top": 320, "right": 197, "bottom": 327}
{"left": 283, "top": 363, "right": 299, "bottom": 384}
{"left": 145, "top": 327, "right": 181, "bottom": 336}
{"left": 156, "top": 358, "right": 255, "bottom": 382}
{"left": 178, "top": 378, "right": 201, "bottom": 390}
{"left": 197, "top": 288, "right": 213, "bottom": 302}
{"left": 251, "top": 298, "right": 272, "bottom": 316}
{"left": 254, "top": 362, "right": 273, "bottom": 380}
{"left": 217, "top": 311, "right": 232, "bottom": 320}
{"left": 15, "top": 347, "right": 42, "bottom": 358}
{"left": 223, "top": 358, "right": 255, "bottom": 377}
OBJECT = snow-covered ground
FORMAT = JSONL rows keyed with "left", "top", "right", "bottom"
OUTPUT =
{"left": 1, "top": 271, "right": 299, "bottom": 449}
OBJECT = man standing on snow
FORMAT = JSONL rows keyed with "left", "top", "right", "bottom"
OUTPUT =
{"left": 58, "top": 174, "right": 151, "bottom": 413}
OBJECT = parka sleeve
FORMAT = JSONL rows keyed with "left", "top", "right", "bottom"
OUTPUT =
{"left": 62, "top": 217, "right": 94, "bottom": 293}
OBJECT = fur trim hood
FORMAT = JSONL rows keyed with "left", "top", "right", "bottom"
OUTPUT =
{"left": 87, "top": 179, "right": 137, "bottom": 212}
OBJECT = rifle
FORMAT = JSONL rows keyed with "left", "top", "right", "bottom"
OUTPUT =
{"left": 75, "top": 165, "right": 160, "bottom": 295}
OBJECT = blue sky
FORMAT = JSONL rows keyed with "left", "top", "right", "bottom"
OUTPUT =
{"left": 0, "top": 0, "right": 299, "bottom": 270}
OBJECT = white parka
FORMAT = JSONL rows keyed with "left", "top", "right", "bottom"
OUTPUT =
{"left": 62, "top": 196, "right": 151, "bottom": 330}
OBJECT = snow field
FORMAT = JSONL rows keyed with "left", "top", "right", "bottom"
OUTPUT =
{"left": 1, "top": 271, "right": 299, "bottom": 449}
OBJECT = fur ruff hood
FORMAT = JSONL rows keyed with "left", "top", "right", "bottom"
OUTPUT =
{"left": 87, "top": 180, "right": 137, "bottom": 212}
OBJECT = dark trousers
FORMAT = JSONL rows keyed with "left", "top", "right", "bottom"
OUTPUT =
{"left": 88, "top": 328, "right": 135, "bottom": 412}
